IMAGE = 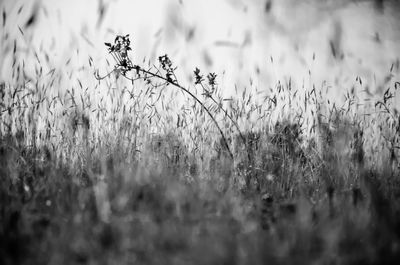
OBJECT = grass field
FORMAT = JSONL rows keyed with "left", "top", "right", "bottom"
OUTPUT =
{"left": 1, "top": 5, "right": 400, "bottom": 265}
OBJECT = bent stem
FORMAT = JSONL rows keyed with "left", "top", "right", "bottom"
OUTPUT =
{"left": 95, "top": 65, "right": 234, "bottom": 159}
{"left": 133, "top": 65, "right": 234, "bottom": 159}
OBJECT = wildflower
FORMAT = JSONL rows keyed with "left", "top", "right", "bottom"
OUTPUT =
{"left": 207, "top": 72, "right": 217, "bottom": 87}
{"left": 193, "top": 67, "right": 204, "bottom": 85}
{"left": 159, "top": 54, "right": 172, "bottom": 71}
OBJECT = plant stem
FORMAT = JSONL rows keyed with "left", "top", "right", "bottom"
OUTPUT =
{"left": 133, "top": 65, "right": 234, "bottom": 159}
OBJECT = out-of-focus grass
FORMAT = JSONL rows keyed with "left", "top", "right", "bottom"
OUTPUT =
{"left": 1, "top": 73, "right": 400, "bottom": 265}
{"left": 1, "top": 5, "right": 400, "bottom": 264}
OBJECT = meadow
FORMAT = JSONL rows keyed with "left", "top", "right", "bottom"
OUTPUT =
{"left": 1, "top": 9, "right": 400, "bottom": 265}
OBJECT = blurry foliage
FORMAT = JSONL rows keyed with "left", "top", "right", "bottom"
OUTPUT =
{"left": 0, "top": 31, "right": 400, "bottom": 264}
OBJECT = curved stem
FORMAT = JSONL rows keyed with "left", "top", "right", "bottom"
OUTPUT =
{"left": 94, "top": 69, "right": 116, "bottom": 81}
{"left": 134, "top": 65, "right": 233, "bottom": 159}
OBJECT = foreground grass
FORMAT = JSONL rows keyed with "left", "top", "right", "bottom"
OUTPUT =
{"left": 1, "top": 117, "right": 400, "bottom": 265}
{"left": 1, "top": 30, "right": 400, "bottom": 265}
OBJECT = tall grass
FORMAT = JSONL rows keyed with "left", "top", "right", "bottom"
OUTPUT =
{"left": 1, "top": 23, "right": 400, "bottom": 265}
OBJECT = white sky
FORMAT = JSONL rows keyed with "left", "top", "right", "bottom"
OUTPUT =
{"left": 1, "top": 0, "right": 400, "bottom": 98}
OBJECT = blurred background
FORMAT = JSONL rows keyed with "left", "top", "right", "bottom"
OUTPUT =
{"left": 1, "top": 0, "right": 400, "bottom": 98}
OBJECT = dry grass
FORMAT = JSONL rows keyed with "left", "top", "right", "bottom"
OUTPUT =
{"left": 1, "top": 11, "right": 400, "bottom": 265}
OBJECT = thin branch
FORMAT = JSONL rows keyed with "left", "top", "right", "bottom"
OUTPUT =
{"left": 133, "top": 65, "right": 233, "bottom": 159}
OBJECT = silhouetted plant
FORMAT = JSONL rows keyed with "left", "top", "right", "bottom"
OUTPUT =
{"left": 97, "top": 34, "right": 237, "bottom": 159}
